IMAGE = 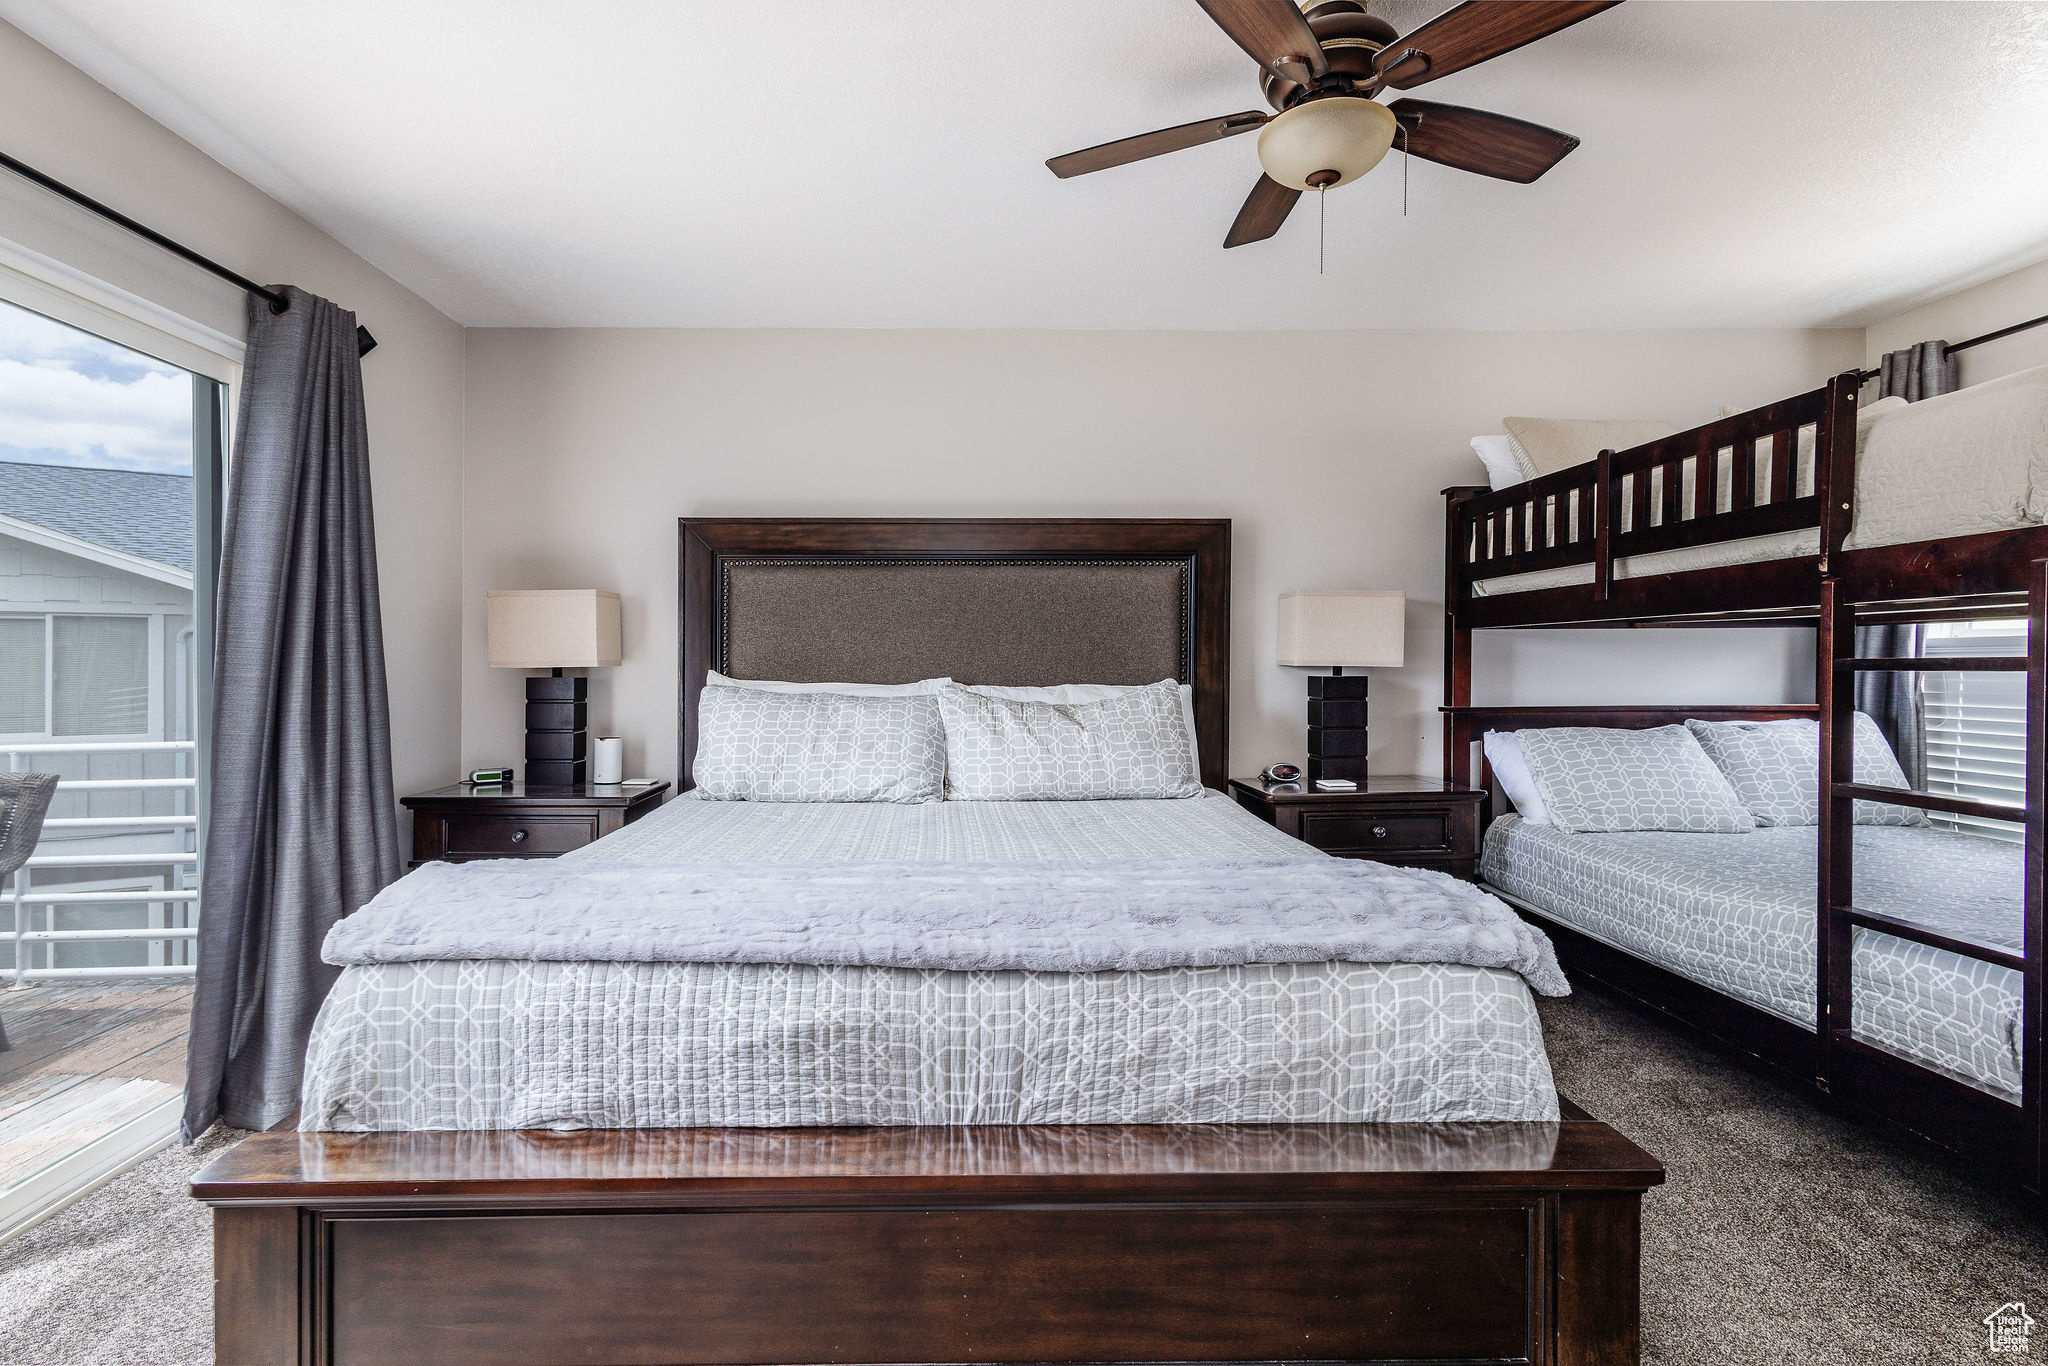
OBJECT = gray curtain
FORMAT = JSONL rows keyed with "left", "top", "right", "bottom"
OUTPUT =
{"left": 1851, "top": 341, "right": 1957, "bottom": 789}
{"left": 1854, "top": 623, "right": 1925, "bottom": 788}
{"left": 1877, "top": 340, "right": 1957, "bottom": 402}
{"left": 183, "top": 287, "right": 401, "bottom": 1140}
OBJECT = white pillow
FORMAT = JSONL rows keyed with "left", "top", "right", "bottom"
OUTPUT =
{"left": 935, "top": 680, "right": 1201, "bottom": 801}
{"left": 955, "top": 681, "right": 1200, "bottom": 785}
{"left": 1481, "top": 730, "right": 1549, "bottom": 825}
{"left": 694, "top": 685, "right": 946, "bottom": 803}
{"left": 1515, "top": 725, "right": 1755, "bottom": 834}
{"left": 1501, "top": 417, "right": 1678, "bottom": 481}
{"left": 706, "top": 670, "right": 951, "bottom": 696}
{"left": 1471, "top": 436, "right": 1526, "bottom": 492}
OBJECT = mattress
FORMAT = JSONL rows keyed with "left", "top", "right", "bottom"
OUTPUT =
{"left": 1481, "top": 815, "right": 2020, "bottom": 1099}
{"left": 300, "top": 792, "right": 1560, "bottom": 1130}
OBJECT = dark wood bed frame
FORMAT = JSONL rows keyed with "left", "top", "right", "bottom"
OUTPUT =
{"left": 1442, "top": 376, "right": 2047, "bottom": 1187}
{"left": 197, "top": 517, "right": 1664, "bottom": 1366}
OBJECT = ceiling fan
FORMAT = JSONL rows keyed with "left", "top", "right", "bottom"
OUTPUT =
{"left": 1047, "top": 0, "right": 1621, "bottom": 247}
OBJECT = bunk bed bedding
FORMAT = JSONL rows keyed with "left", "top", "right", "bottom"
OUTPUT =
{"left": 1482, "top": 814, "right": 2021, "bottom": 1099}
{"left": 299, "top": 791, "right": 1562, "bottom": 1131}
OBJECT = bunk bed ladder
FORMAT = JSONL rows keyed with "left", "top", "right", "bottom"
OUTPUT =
{"left": 1818, "top": 570, "right": 2048, "bottom": 1188}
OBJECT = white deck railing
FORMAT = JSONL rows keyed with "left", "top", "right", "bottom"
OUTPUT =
{"left": 5, "top": 740, "right": 199, "bottom": 986}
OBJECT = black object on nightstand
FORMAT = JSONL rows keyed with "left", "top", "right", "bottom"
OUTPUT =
{"left": 1228, "top": 774, "right": 1485, "bottom": 880}
{"left": 526, "top": 675, "right": 590, "bottom": 786}
{"left": 401, "top": 780, "right": 669, "bottom": 869}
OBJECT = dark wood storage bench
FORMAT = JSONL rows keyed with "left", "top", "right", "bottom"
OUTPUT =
{"left": 195, "top": 1115, "right": 1662, "bottom": 1366}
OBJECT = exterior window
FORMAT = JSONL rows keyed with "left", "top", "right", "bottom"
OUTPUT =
{"left": 0, "top": 614, "right": 42, "bottom": 732}
{"left": 1920, "top": 620, "right": 2027, "bottom": 841}
{"left": 53, "top": 614, "right": 150, "bottom": 735}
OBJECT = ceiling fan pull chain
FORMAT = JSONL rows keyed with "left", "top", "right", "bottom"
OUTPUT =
{"left": 1318, "top": 185, "right": 1326, "bottom": 275}
{"left": 1401, "top": 123, "right": 1409, "bottom": 216}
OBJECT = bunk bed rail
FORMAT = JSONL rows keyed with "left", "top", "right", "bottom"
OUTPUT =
{"left": 1448, "top": 377, "right": 1861, "bottom": 604}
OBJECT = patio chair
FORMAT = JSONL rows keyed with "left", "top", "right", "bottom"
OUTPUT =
{"left": 0, "top": 772, "right": 60, "bottom": 1052}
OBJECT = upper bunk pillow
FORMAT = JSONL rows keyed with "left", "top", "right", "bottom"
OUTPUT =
{"left": 1499, "top": 417, "right": 1678, "bottom": 481}
{"left": 936, "top": 679, "right": 1201, "bottom": 801}
{"left": 953, "top": 681, "right": 1200, "bottom": 786}
{"left": 706, "top": 670, "right": 951, "bottom": 695}
{"left": 1471, "top": 436, "right": 1527, "bottom": 491}
{"left": 1844, "top": 364, "right": 2048, "bottom": 549}
{"left": 1514, "top": 725, "right": 1755, "bottom": 834}
{"left": 1684, "top": 714, "right": 1930, "bottom": 827}
{"left": 1481, "top": 730, "right": 1550, "bottom": 824}
{"left": 695, "top": 684, "right": 945, "bottom": 803}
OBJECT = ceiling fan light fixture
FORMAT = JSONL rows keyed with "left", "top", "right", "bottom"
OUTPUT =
{"left": 1255, "top": 96, "right": 1397, "bottom": 192}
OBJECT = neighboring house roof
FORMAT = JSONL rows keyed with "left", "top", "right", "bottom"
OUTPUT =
{"left": 0, "top": 459, "right": 193, "bottom": 573}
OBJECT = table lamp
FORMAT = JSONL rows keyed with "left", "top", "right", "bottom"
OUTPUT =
{"left": 1276, "top": 589, "right": 1405, "bottom": 786}
{"left": 487, "top": 589, "right": 623, "bottom": 786}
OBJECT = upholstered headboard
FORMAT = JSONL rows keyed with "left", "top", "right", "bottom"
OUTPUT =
{"left": 680, "top": 519, "right": 1231, "bottom": 790}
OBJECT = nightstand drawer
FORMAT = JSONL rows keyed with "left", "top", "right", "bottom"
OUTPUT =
{"left": 1298, "top": 809, "right": 1452, "bottom": 855}
{"left": 442, "top": 814, "right": 599, "bottom": 857}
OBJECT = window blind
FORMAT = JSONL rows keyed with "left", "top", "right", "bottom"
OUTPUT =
{"left": 1921, "top": 627, "right": 2027, "bottom": 841}
{"left": 52, "top": 615, "right": 149, "bottom": 737}
{"left": 0, "top": 617, "right": 44, "bottom": 733}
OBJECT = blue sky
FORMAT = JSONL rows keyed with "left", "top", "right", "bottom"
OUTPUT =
{"left": 0, "top": 297, "right": 193, "bottom": 474}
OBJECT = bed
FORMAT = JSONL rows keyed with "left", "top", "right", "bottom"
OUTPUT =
{"left": 1483, "top": 815, "right": 2022, "bottom": 1100}
{"left": 302, "top": 789, "right": 1560, "bottom": 1130}
{"left": 195, "top": 517, "right": 1663, "bottom": 1366}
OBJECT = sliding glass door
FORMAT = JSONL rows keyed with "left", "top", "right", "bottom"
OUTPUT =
{"left": 0, "top": 292, "right": 225, "bottom": 979}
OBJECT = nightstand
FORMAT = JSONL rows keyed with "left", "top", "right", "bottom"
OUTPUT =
{"left": 1228, "top": 775, "right": 1485, "bottom": 879}
{"left": 401, "top": 781, "right": 670, "bottom": 868}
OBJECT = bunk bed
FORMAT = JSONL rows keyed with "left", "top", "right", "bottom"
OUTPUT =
{"left": 1442, "top": 363, "right": 2048, "bottom": 1186}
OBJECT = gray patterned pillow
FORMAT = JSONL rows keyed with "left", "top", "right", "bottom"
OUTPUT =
{"left": 1515, "top": 725, "right": 1755, "bottom": 834}
{"left": 1684, "top": 714, "right": 1929, "bottom": 827}
{"left": 694, "top": 685, "right": 945, "bottom": 803}
{"left": 936, "top": 679, "right": 1201, "bottom": 801}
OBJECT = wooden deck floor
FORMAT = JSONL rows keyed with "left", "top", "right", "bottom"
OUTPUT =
{"left": 0, "top": 979, "right": 189, "bottom": 1195}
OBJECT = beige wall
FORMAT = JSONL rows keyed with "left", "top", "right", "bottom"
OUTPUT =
{"left": 0, "top": 21, "right": 467, "bottom": 821}
{"left": 1867, "top": 258, "right": 2048, "bottom": 387}
{"left": 461, "top": 327, "right": 1859, "bottom": 785}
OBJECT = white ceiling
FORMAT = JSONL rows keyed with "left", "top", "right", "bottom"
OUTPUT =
{"left": 6, "top": 0, "right": 2048, "bottom": 331}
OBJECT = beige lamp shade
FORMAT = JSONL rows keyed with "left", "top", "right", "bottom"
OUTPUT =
{"left": 1276, "top": 590, "right": 1405, "bottom": 668}
{"left": 486, "top": 590, "right": 623, "bottom": 669}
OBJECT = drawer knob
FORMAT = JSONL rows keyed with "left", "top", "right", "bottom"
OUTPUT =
{"left": 511, "top": 829, "right": 528, "bottom": 844}
{"left": 1372, "top": 825, "right": 1389, "bottom": 839}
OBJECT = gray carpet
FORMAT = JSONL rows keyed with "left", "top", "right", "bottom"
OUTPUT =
{"left": 1, "top": 993, "right": 2043, "bottom": 1364}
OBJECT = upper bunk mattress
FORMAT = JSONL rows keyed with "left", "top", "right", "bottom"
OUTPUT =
{"left": 1481, "top": 815, "right": 2020, "bottom": 1100}
{"left": 1475, "top": 363, "right": 2048, "bottom": 596}
{"left": 300, "top": 792, "right": 1560, "bottom": 1130}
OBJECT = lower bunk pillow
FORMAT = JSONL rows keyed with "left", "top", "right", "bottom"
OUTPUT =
{"left": 1685, "top": 713, "right": 1929, "bottom": 827}
{"left": 1514, "top": 724, "right": 1755, "bottom": 834}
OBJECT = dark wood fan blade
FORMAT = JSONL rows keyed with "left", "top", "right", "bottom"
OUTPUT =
{"left": 1375, "top": 1, "right": 1620, "bottom": 90}
{"left": 1196, "top": 0, "right": 1329, "bottom": 85}
{"left": 1387, "top": 100, "right": 1579, "bottom": 182}
{"left": 1047, "top": 111, "right": 1269, "bottom": 179}
{"left": 1224, "top": 175, "right": 1302, "bottom": 248}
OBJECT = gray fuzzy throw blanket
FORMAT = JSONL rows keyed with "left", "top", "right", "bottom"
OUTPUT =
{"left": 324, "top": 857, "right": 1568, "bottom": 996}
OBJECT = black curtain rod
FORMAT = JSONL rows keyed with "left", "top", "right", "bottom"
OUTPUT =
{"left": 0, "top": 148, "right": 376, "bottom": 357}
{"left": 1855, "top": 310, "right": 2047, "bottom": 385}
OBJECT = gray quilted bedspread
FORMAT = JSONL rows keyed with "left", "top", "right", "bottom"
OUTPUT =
{"left": 298, "top": 793, "right": 1561, "bottom": 1130}
{"left": 1482, "top": 816, "right": 2020, "bottom": 1099}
